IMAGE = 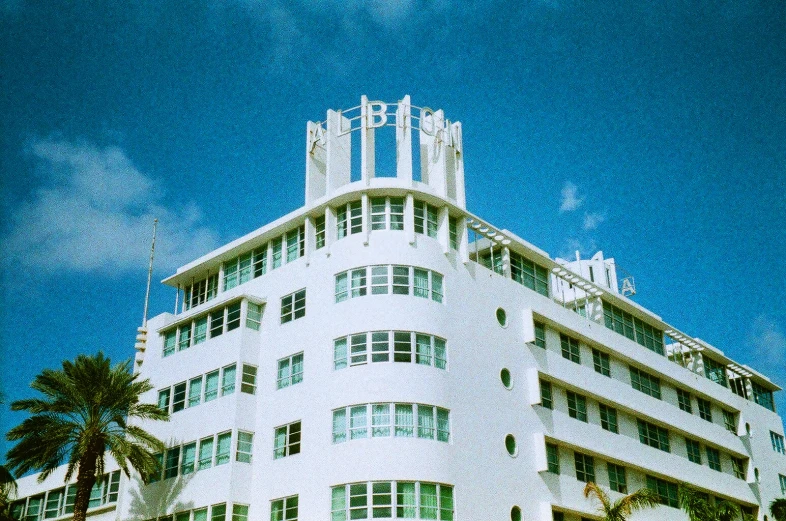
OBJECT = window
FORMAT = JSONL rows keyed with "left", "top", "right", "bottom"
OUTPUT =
{"left": 534, "top": 321, "right": 546, "bottom": 348}
{"left": 163, "top": 331, "right": 176, "bottom": 357}
{"left": 215, "top": 432, "right": 231, "bottom": 465}
{"left": 566, "top": 391, "right": 587, "bottom": 422}
{"left": 637, "top": 419, "right": 670, "bottom": 452}
{"left": 164, "top": 447, "right": 180, "bottom": 479}
{"left": 333, "top": 403, "right": 449, "bottom": 444}
{"left": 753, "top": 382, "right": 775, "bottom": 411}
{"left": 686, "top": 438, "right": 702, "bottom": 464}
{"left": 603, "top": 301, "right": 664, "bottom": 355}
{"left": 158, "top": 388, "right": 171, "bottom": 411}
{"left": 277, "top": 353, "right": 304, "bottom": 389}
{"left": 351, "top": 268, "right": 367, "bottom": 297}
{"left": 370, "top": 197, "right": 405, "bottom": 231}
{"left": 592, "top": 349, "right": 610, "bottom": 376}
{"left": 210, "top": 310, "right": 224, "bottom": 338}
{"left": 722, "top": 410, "right": 737, "bottom": 434}
{"left": 540, "top": 380, "right": 553, "bottom": 409}
{"left": 204, "top": 370, "right": 219, "bottom": 402}
{"left": 337, "top": 201, "right": 362, "bottom": 238}
{"left": 560, "top": 334, "right": 580, "bottom": 364}
{"left": 448, "top": 216, "right": 458, "bottom": 249}
{"left": 414, "top": 200, "right": 439, "bottom": 238}
{"left": 630, "top": 367, "right": 661, "bottom": 399}
{"left": 25, "top": 496, "right": 42, "bottom": 521}
{"left": 198, "top": 436, "right": 214, "bottom": 469}
{"left": 646, "top": 476, "right": 679, "bottom": 508}
{"left": 771, "top": 431, "right": 785, "bottom": 454}
{"left": 692, "top": 398, "right": 712, "bottom": 422}
{"left": 274, "top": 421, "right": 301, "bottom": 459}
{"left": 330, "top": 482, "right": 453, "bottom": 521}
{"left": 241, "top": 365, "right": 257, "bottom": 394}
{"left": 285, "top": 225, "right": 305, "bottom": 263}
{"left": 188, "top": 377, "right": 202, "bottom": 407}
{"left": 336, "top": 266, "right": 444, "bottom": 303}
{"left": 211, "top": 504, "right": 227, "bottom": 521}
{"left": 181, "top": 442, "right": 196, "bottom": 475}
{"left": 706, "top": 447, "right": 721, "bottom": 471}
{"left": 546, "top": 443, "right": 560, "bottom": 473}
{"left": 178, "top": 325, "right": 191, "bottom": 351}
{"left": 172, "top": 382, "right": 187, "bottom": 412}
{"left": 574, "top": 452, "right": 595, "bottom": 482}
{"left": 223, "top": 246, "right": 268, "bottom": 291}
{"left": 281, "top": 289, "right": 306, "bottom": 323}
{"left": 184, "top": 274, "right": 218, "bottom": 311}
{"left": 271, "top": 495, "right": 298, "bottom": 521}
{"left": 44, "top": 489, "right": 62, "bottom": 519}
{"left": 315, "top": 215, "right": 326, "bottom": 249}
{"left": 731, "top": 457, "right": 745, "bottom": 480}
{"left": 729, "top": 377, "right": 748, "bottom": 399}
{"left": 221, "top": 364, "right": 236, "bottom": 396}
{"left": 608, "top": 463, "right": 627, "bottom": 493}
{"left": 703, "top": 356, "right": 728, "bottom": 387}
{"left": 232, "top": 505, "right": 248, "bottom": 521}
{"left": 677, "top": 389, "right": 692, "bottom": 413}
{"left": 236, "top": 431, "right": 253, "bottom": 463}
{"left": 599, "top": 404, "right": 618, "bottom": 433}
{"left": 553, "top": 512, "right": 564, "bottom": 521}
{"left": 334, "top": 331, "right": 447, "bottom": 370}
{"left": 779, "top": 474, "right": 786, "bottom": 495}
{"left": 271, "top": 238, "right": 283, "bottom": 269}
{"left": 510, "top": 251, "right": 549, "bottom": 296}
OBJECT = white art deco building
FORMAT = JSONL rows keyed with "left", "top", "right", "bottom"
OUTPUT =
{"left": 11, "top": 96, "right": 786, "bottom": 521}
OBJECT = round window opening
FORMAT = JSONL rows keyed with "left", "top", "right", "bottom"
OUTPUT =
{"left": 500, "top": 368, "right": 512, "bottom": 389}
{"left": 496, "top": 308, "right": 508, "bottom": 327}
{"left": 505, "top": 434, "right": 517, "bottom": 456}
{"left": 511, "top": 506, "right": 522, "bottom": 521}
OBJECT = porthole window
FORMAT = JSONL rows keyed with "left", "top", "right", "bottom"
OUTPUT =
{"left": 496, "top": 308, "right": 507, "bottom": 327}
{"left": 745, "top": 422, "right": 751, "bottom": 436}
{"left": 505, "top": 434, "right": 517, "bottom": 456}
{"left": 511, "top": 506, "right": 522, "bottom": 521}
{"left": 500, "top": 368, "right": 512, "bottom": 389}
{"left": 754, "top": 468, "right": 759, "bottom": 482}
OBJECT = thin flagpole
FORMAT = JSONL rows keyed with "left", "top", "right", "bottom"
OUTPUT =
{"left": 142, "top": 219, "right": 158, "bottom": 327}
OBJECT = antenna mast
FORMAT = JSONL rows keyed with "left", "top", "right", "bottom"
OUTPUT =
{"left": 142, "top": 219, "right": 158, "bottom": 327}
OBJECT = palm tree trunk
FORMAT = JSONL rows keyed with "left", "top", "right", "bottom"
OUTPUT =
{"left": 71, "top": 454, "right": 99, "bottom": 521}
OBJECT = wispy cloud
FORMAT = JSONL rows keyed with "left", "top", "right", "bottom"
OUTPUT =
{"left": 559, "top": 237, "right": 598, "bottom": 260}
{"left": 583, "top": 211, "right": 605, "bottom": 230}
{"left": 3, "top": 138, "right": 220, "bottom": 276}
{"left": 559, "top": 181, "right": 583, "bottom": 213}
{"left": 749, "top": 315, "right": 786, "bottom": 368}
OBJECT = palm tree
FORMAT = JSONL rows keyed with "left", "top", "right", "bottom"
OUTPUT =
{"left": 0, "top": 464, "right": 18, "bottom": 521}
{"left": 5, "top": 352, "right": 168, "bottom": 521}
{"left": 771, "top": 498, "right": 786, "bottom": 521}
{"left": 583, "top": 482, "right": 660, "bottom": 521}
{"left": 679, "top": 484, "right": 745, "bottom": 521}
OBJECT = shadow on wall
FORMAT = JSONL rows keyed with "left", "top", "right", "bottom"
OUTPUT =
{"left": 124, "top": 473, "right": 195, "bottom": 521}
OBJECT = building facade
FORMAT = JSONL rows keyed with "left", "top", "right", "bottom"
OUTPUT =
{"left": 11, "top": 96, "right": 786, "bottom": 521}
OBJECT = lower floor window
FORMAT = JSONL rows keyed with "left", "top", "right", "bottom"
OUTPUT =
{"left": 646, "top": 475, "right": 679, "bottom": 508}
{"left": 331, "top": 481, "right": 453, "bottom": 521}
{"left": 270, "top": 496, "right": 298, "bottom": 521}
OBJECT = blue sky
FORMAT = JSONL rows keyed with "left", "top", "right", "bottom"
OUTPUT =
{"left": 1, "top": 1, "right": 784, "bottom": 457}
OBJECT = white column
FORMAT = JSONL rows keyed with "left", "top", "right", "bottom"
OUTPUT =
{"left": 305, "top": 121, "right": 327, "bottom": 204}
{"left": 438, "top": 206, "right": 450, "bottom": 254}
{"left": 304, "top": 215, "right": 315, "bottom": 265}
{"left": 459, "top": 217, "right": 469, "bottom": 264}
{"left": 405, "top": 193, "right": 416, "bottom": 245}
{"left": 361, "top": 193, "right": 370, "bottom": 246}
{"left": 326, "top": 206, "right": 337, "bottom": 255}
{"left": 326, "top": 109, "right": 351, "bottom": 196}
{"left": 419, "top": 109, "right": 448, "bottom": 197}
{"left": 396, "top": 95, "right": 413, "bottom": 184}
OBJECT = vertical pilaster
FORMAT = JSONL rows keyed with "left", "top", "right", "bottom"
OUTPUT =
{"left": 438, "top": 206, "right": 450, "bottom": 254}
{"left": 326, "top": 206, "right": 337, "bottom": 255}
{"left": 361, "top": 193, "right": 370, "bottom": 246}
{"left": 405, "top": 193, "right": 416, "bottom": 245}
{"left": 305, "top": 121, "right": 327, "bottom": 204}
{"left": 361, "top": 96, "right": 375, "bottom": 185}
{"left": 502, "top": 246, "right": 511, "bottom": 278}
{"left": 420, "top": 109, "right": 448, "bottom": 197}
{"left": 304, "top": 215, "right": 315, "bottom": 265}
{"left": 396, "top": 95, "right": 413, "bottom": 184}
{"left": 326, "top": 110, "right": 351, "bottom": 195}
{"left": 451, "top": 122, "right": 466, "bottom": 208}
{"left": 458, "top": 217, "right": 470, "bottom": 264}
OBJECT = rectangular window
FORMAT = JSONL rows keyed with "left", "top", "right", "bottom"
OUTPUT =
{"left": 417, "top": 405, "right": 436, "bottom": 439}
{"left": 646, "top": 476, "right": 679, "bottom": 508}
{"left": 281, "top": 289, "right": 306, "bottom": 323}
{"left": 414, "top": 201, "right": 439, "bottom": 238}
{"left": 271, "top": 238, "right": 283, "bottom": 269}
{"left": 335, "top": 272, "right": 348, "bottom": 302}
{"left": 44, "top": 490, "right": 63, "bottom": 519}
{"left": 703, "top": 356, "right": 728, "bottom": 387}
{"left": 371, "top": 265, "right": 389, "bottom": 294}
{"left": 334, "top": 338, "right": 348, "bottom": 369}
{"left": 677, "top": 389, "right": 692, "bottom": 413}
{"left": 164, "top": 447, "right": 180, "bottom": 479}
{"left": 370, "top": 197, "right": 387, "bottom": 230}
{"left": 372, "top": 482, "right": 392, "bottom": 518}
{"left": 603, "top": 301, "right": 664, "bottom": 355}
{"left": 546, "top": 443, "right": 560, "bottom": 473}
{"left": 178, "top": 325, "right": 192, "bottom": 351}
{"left": 270, "top": 496, "right": 298, "bottom": 521}
{"left": 771, "top": 431, "right": 785, "bottom": 454}
{"left": 599, "top": 404, "right": 618, "bottom": 433}
{"left": 395, "top": 404, "right": 415, "bottom": 437}
{"left": 350, "top": 333, "right": 368, "bottom": 366}
{"left": 706, "top": 447, "right": 721, "bottom": 471}
{"left": 574, "top": 452, "right": 595, "bottom": 482}
{"left": 560, "top": 334, "right": 580, "bottom": 364}
{"left": 198, "top": 436, "right": 214, "bottom": 469}
{"left": 697, "top": 398, "right": 713, "bottom": 422}
{"left": 779, "top": 474, "right": 786, "bottom": 495}
{"left": 392, "top": 265, "right": 410, "bottom": 294}
{"left": 431, "top": 272, "right": 443, "bottom": 303}
{"left": 415, "top": 334, "right": 432, "bottom": 365}
{"left": 413, "top": 268, "right": 429, "bottom": 298}
{"left": 194, "top": 508, "right": 208, "bottom": 521}
{"left": 349, "top": 405, "right": 367, "bottom": 440}
{"left": 337, "top": 205, "right": 348, "bottom": 239}
{"left": 204, "top": 370, "right": 219, "bottom": 402}
{"left": 630, "top": 367, "right": 661, "bottom": 399}
{"left": 232, "top": 505, "right": 249, "bottom": 521}
{"left": 350, "top": 268, "right": 367, "bottom": 298}
{"left": 215, "top": 432, "right": 231, "bottom": 465}
{"left": 349, "top": 201, "right": 362, "bottom": 234}
{"left": 372, "top": 404, "right": 391, "bottom": 437}
{"left": 434, "top": 337, "right": 447, "bottom": 369}
{"left": 163, "top": 330, "right": 176, "bottom": 357}
{"left": 158, "top": 388, "right": 171, "bottom": 412}
{"left": 723, "top": 410, "right": 737, "bottom": 434}
{"left": 241, "top": 365, "right": 257, "bottom": 394}
{"left": 277, "top": 353, "right": 304, "bottom": 389}
{"left": 638, "top": 419, "right": 670, "bottom": 452}
{"left": 534, "top": 321, "right": 546, "bottom": 348}
{"left": 209, "top": 309, "right": 224, "bottom": 338}
{"left": 394, "top": 331, "right": 412, "bottom": 362}
{"left": 226, "top": 302, "right": 241, "bottom": 331}
{"left": 211, "top": 504, "right": 226, "bottom": 521}
{"left": 371, "top": 331, "right": 390, "bottom": 363}
{"left": 273, "top": 421, "right": 301, "bottom": 458}
{"left": 285, "top": 226, "right": 303, "bottom": 263}
{"left": 315, "top": 215, "right": 326, "bottom": 249}
{"left": 181, "top": 442, "right": 196, "bottom": 475}
{"left": 64, "top": 486, "right": 76, "bottom": 515}
{"left": 172, "top": 382, "right": 187, "bottom": 412}
{"left": 732, "top": 457, "right": 745, "bottom": 480}
{"left": 390, "top": 197, "right": 404, "bottom": 230}
{"left": 566, "top": 391, "right": 588, "bottom": 422}
{"left": 253, "top": 244, "right": 268, "bottom": 276}
{"left": 448, "top": 216, "right": 458, "bottom": 249}
{"left": 753, "top": 382, "right": 775, "bottom": 411}
{"left": 437, "top": 408, "right": 450, "bottom": 442}
{"left": 686, "top": 438, "right": 702, "bottom": 464}
{"left": 194, "top": 316, "right": 208, "bottom": 343}
{"left": 236, "top": 431, "right": 253, "bottom": 463}
{"left": 26, "top": 497, "right": 43, "bottom": 521}
{"left": 608, "top": 463, "right": 627, "bottom": 493}
{"left": 540, "top": 380, "right": 553, "bottom": 409}
{"left": 510, "top": 251, "right": 550, "bottom": 296}
{"left": 332, "top": 409, "right": 347, "bottom": 443}
{"left": 592, "top": 349, "right": 610, "bottom": 376}
{"left": 221, "top": 364, "right": 236, "bottom": 396}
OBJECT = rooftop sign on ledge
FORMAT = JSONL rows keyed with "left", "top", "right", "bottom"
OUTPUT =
{"left": 305, "top": 95, "right": 466, "bottom": 209}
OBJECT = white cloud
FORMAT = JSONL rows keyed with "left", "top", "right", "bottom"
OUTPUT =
{"left": 583, "top": 211, "right": 605, "bottom": 230}
{"left": 749, "top": 315, "right": 786, "bottom": 368}
{"left": 559, "top": 181, "right": 583, "bottom": 213}
{"left": 559, "top": 237, "right": 597, "bottom": 260}
{"left": 4, "top": 139, "right": 221, "bottom": 275}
